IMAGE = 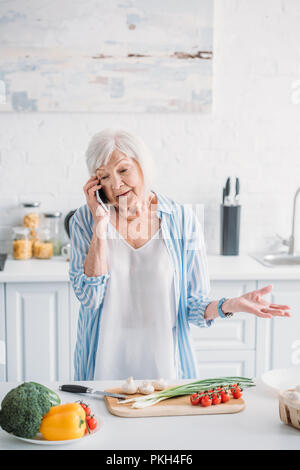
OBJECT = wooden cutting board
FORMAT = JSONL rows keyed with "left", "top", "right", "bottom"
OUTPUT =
{"left": 104, "top": 387, "right": 246, "bottom": 418}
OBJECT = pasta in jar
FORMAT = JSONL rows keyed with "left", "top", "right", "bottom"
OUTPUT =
{"left": 33, "top": 240, "right": 53, "bottom": 259}
{"left": 12, "top": 227, "right": 32, "bottom": 260}
{"left": 33, "top": 227, "right": 53, "bottom": 259}
{"left": 21, "top": 202, "right": 41, "bottom": 241}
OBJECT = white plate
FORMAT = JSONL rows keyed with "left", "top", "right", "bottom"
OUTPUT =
{"left": 261, "top": 367, "right": 300, "bottom": 396}
{"left": 4, "top": 415, "right": 103, "bottom": 446}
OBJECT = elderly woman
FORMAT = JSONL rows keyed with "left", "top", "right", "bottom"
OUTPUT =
{"left": 69, "top": 128, "right": 291, "bottom": 381}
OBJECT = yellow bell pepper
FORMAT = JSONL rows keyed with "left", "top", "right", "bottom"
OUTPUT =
{"left": 40, "top": 403, "right": 86, "bottom": 441}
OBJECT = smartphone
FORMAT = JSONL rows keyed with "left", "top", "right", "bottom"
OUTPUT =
{"left": 96, "top": 184, "right": 109, "bottom": 213}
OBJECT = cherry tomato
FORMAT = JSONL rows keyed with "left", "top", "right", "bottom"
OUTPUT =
{"left": 87, "top": 417, "right": 97, "bottom": 430}
{"left": 220, "top": 391, "right": 230, "bottom": 403}
{"left": 190, "top": 393, "right": 201, "bottom": 405}
{"left": 230, "top": 385, "right": 241, "bottom": 394}
{"left": 84, "top": 406, "right": 91, "bottom": 416}
{"left": 201, "top": 395, "right": 212, "bottom": 407}
{"left": 211, "top": 393, "right": 221, "bottom": 405}
{"left": 79, "top": 401, "right": 88, "bottom": 410}
{"left": 232, "top": 388, "right": 243, "bottom": 399}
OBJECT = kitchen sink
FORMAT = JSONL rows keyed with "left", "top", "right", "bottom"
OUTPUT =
{"left": 251, "top": 185, "right": 300, "bottom": 268}
{"left": 251, "top": 253, "right": 300, "bottom": 267}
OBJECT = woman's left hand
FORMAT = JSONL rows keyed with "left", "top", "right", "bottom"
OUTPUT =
{"left": 234, "top": 284, "right": 291, "bottom": 318}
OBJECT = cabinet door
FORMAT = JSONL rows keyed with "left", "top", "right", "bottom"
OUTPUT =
{"left": 5, "top": 282, "right": 70, "bottom": 382}
{"left": 256, "top": 280, "right": 300, "bottom": 373}
{"left": 190, "top": 281, "right": 256, "bottom": 350}
{"left": 69, "top": 285, "right": 81, "bottom": 380}
{"left": 0, "top": 283, "right": 5, "bottom": 381}
{"left": 195, "top": 350, "right": 255, "bottom": 378}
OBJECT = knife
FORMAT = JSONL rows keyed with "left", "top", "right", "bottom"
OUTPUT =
{"left": 234, "top": 177, "right": 240, "bottom": 205}
{"left": 224, "top": 177, "right": 232, "bottom": 206}
{"left": 59, "top": 384, "right": 127, "bottom": 400}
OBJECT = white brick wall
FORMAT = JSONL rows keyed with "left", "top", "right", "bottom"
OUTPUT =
{"left": 0, "top": 0, "right": 300, "bottom": 255}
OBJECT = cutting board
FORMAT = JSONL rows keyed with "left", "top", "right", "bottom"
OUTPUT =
{"left": 104, "top": 387, "right": 246, "bottom": 418}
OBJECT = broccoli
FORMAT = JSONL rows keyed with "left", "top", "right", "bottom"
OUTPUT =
{"left": 0, "top": 381, "right": 61, "bottom": 438}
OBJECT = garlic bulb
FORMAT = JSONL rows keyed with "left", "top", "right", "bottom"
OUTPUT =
{"left": 152, "top": 378, "right": 168, "bottom": 391}
{"left": 282, "top": 390, "right": 300, "bottom": 407}
{"left": 295, "top": 384, "right": 300, "bottom": 394}
{"left": 121, "top": 376, "right": 138, "bottom": 394}
{"left": 138, "top": 381, "right": 155, "bottom": 395}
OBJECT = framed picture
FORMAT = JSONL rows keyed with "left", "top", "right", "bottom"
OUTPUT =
{"left": 0, "top": 0, "right": 213, "bottom": 113}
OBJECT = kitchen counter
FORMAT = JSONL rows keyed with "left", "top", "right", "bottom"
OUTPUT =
{"left": 0, "top": 255, "right": 69, "bottom": 282}
{"left": 0, "top": 379, "right": 299, "bottom": 450}
{"left": 1, "top": 254, "right": 300, "bottom": 282}
{"left": 207, "top": 254, "right": 300, "bottom": 280}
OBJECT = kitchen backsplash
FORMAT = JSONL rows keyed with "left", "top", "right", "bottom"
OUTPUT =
{"left": 1, "top": 0, "right": 300, "bottom": 255}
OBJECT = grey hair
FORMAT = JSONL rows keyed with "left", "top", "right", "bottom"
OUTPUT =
{"left": 85, "top": 128, "right": 156, "bottom": 195}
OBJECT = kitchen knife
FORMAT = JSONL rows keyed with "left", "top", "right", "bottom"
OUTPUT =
{"left": 225, "top": 177, "right": 230, "bottom": 197}
{"left": 224, "top": 177, "right": 232, "bottom": 206}
{"left": 59, "top": 384, "right": 127, "bottom": 399}
{"left": 235, "top": 177, "right": 240, "bottom": 205}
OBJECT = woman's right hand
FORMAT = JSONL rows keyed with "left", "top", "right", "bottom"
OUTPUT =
{"left": 83, "top": 176, "right": 110, "bottom": 235}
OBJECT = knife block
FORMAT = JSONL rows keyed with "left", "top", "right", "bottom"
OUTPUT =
{"left": 220, "top": 204, "right": 241, "bottom": 256}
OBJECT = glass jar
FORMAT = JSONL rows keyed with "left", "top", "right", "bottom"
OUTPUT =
{"left": 20, "top": 202, "right": 41, "bottom": 242}
{"left": 33, "top": 227, "right": 53, "bottom": 259}
{"left": 41, "top": 212, "right": 62, "bottom": 256}
{"left": 12, "top": 226, "right": 32, "bottom": 260}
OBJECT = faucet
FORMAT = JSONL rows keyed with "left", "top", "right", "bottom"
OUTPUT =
{"left": 289, "top": 186, "right": 300, "bottom": 255}
{"left": 276, "top": 186, "right": 300, "bottom": 255}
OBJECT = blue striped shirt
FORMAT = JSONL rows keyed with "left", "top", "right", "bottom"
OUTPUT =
{"left": 69, "top": 191, "right": 214, "bottom": 380}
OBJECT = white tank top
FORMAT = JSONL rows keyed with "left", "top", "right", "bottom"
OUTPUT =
{"left": 94, "top": 223, "right": 177, "bottom": 380}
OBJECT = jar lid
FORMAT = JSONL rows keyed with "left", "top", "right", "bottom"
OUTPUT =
{"left": 43, "top": 211, "right": 62, "bottom": 218}
{"left": 12, "top": 226, "right": 30, "bottom": 235}
{"left": 20, "top": 202, "right": 41, "bottom": 208}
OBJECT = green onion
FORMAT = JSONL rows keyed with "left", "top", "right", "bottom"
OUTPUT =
{"left": 119, "top": 376, "right": 255, "bottom": 409}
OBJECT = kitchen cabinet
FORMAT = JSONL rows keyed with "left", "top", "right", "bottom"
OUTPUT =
{"left": 5, "top": 282, "right": 70, "bottom": 382}
{"left": 191, "top": 281, "right": 256, "bottom": 350}
{"left": 191, "top": 281, "right": 256, "bottom": 377}
{"left": 256, "top": 280, "right": 300, "bottom": 373}
{"left": 195, "top": 350, "right": 255, "bottom": 377}
{"left": 69, "top": 286, "right": 80, "bottom": 380}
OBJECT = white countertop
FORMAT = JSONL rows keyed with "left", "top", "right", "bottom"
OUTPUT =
{"left": 207, "top": 254, "right": 300, "bottom": 280}
{"left": 0, "top": 255, "right": 70, "bottom": 282}
{"left": 1, "top": 254, "right": 300, "bottom": 282}
{"left": 0, "top": 379, "right": 299, "bottom": 450}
